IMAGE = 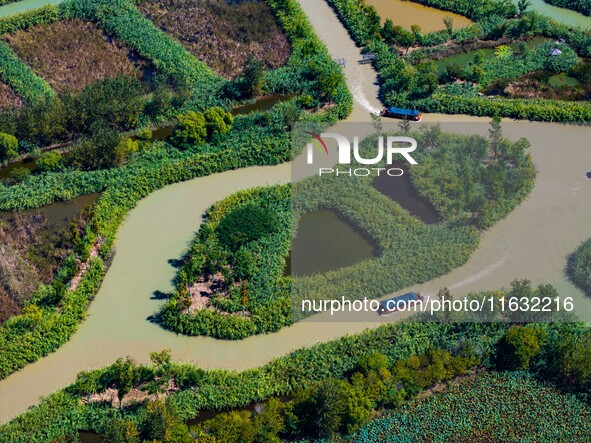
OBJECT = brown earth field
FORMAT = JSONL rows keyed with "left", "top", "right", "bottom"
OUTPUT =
{"left": 138, "top": 0, "right": 291, "bottom": 78}
{"left": 0, "top": 81, "right": 21, "bottom": 109}
{"left": 0, "top": 201, "right": 92, "bottom": 323}
{"left": 3, "top": 19, "right": 147, "bottom": 93}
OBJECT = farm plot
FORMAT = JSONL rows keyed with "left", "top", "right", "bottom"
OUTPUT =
{"left": 138, "top": 0, "right": 291, "bottom": 78}
{"left": 0, "top": 80, "right": 20, "bottom": 108}
{"left": 3, "top": 19, "right": 148, "bottom": 93}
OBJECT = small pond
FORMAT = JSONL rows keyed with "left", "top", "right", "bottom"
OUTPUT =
{"left": 366, "top": 0, "right": 472, "bottom": 32}
{"left": 0, "top": 193, "right": 100, "bottom": 237}
{"left": 0, "top": 156, "right": 37, "bottom": 179}
{"left": 287, "top": 209, "right": 378, "bottom": 277}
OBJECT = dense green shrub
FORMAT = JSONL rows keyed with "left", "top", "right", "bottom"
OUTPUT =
{"left": 0, "top": 131, "right": 18, "bottom": 163}
{"left": 567, "top": 238, "right": 591, "bottom": 295}
{"left": 7, "top": 166, "right": 30, "bottom": 183}
{"left": 496, "top": 325, "right": 546, "bottom": 370}
{"left": 35, "top": 151, "right": 63, "bottom": 173}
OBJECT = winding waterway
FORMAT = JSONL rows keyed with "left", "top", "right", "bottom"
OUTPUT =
{"left": 0, "top": 0, "right": 591, "bottom": 426}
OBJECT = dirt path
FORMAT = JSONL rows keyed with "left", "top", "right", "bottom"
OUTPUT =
{"left": 1, "top": 0, "right": 591, "bottom": 425}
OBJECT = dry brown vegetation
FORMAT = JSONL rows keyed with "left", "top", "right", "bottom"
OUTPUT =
{"left": 139, "top": 0, "right": 291, "bottom": 78}
{"left": 0, "top": 208, "right": 90, "bottom": 323}
{"left": 3, "top": 19, "right": 146, "bottom": 93}
{"left": 504, "top": 75, "right": 585, "bottom": 101}
{"left": 0, "top": 81, "right": 21, "bottom": 109}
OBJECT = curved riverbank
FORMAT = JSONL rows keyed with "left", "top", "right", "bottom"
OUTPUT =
{"left": 0, "top": 0, "right": 591, "bottom": 425}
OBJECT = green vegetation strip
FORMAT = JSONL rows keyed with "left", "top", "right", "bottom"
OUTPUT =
{"left": 568, "top": 238, "right": 591, "bottom": 295}
{"left": 0, "top": 321, "right": 511, "bottom": 442}
{"left": 0, "top": 5, "right": 61, "bottom": 35}
{"left": 1, "top": 308, "right": 588, "bottom": 441}
{"left": 0, "top": 39, "right": 53, "bottom": 102}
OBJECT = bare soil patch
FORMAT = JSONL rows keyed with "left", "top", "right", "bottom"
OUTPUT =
{"left": 0, "top": 81, "right": 21, "bottom": 109}
{"left": 139, "top": 0, "right": 291, "bottom": 78}
{"left": 3, "top": 19, "right": 146, "bottom": 93}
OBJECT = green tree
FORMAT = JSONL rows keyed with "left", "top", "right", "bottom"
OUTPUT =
{"left": 552, "top": 331, "right": 591, "bottom": 390}
{"left": 108, "top": 358, "right": 137, "bottom": 410}
{"left": 445, "top": 63, "right": 465, "bottom": 81}
{"left": 102, "top": 417, "right": 140, "bottom": 443}
{"left": 202, "top": 410, "right": 257, "bottom": 443}
{"left": 293, "top": 379, "right": 350, "bottom": 439}
{"left": 381, "top": 19, "right": 396, "bottom": 45}
{"left": 253, "top": 397, "right": 285, "bottom": 441}
{"left": 357, "top": 352, "right": 390, "bottom": 375}
{"left": 70, "top": 126, "right": 122, "bottom": 170}
{"left": 115, "top": 138, "right": 139, "bottom": 164}
{"left": 203, "top": 107, "right": 234, "bottom": 139}
{"left": 0, "top": 132, "right": 18, "bottom": 164}
{"left": 395, "top": 28, "right": 416, "bottom": 54}
{"left": 35, "top": 151, "right": 63, "bottom": 173}
{"left": 412, "top": 61, "right": 439, "bottom": 98}
{"left": 443, "top": 16, "right": 454, "bottom": 35}
{"left": 518, "top": 0, "right": 531, "bottom": 16}
{"left": 496, "top": 325, "right": 546, "bottom": 370}
{"left": 241, "top": 55, "right": 265, "bottom": 98}
{"left": 172, "top": 111, "right": 207, "bottom": 148}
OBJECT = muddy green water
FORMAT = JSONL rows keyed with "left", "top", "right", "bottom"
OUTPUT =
{"left": 366, "top": 0, "right": 472, "bottom": 32}
{"left": 373, "top": 166, "right": 440, "bottom": 224}
{"left": 290, "top": 209, "right": 377, "bottom": 276}
{"left": 0, "top": 156, "right": 36, "bottom": 179}
{"left": 231, "top": 94, "right": 297, "bottom": 115}
{"left": 517, "top": 0, "right": 591, "bottom": 28}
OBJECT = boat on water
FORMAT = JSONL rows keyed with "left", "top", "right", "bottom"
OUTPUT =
{"left": 377, "top": 292, "right": 424, "bottom": 315}
{"left": 381, "top": 106, "right": 422, "bottom": 121}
